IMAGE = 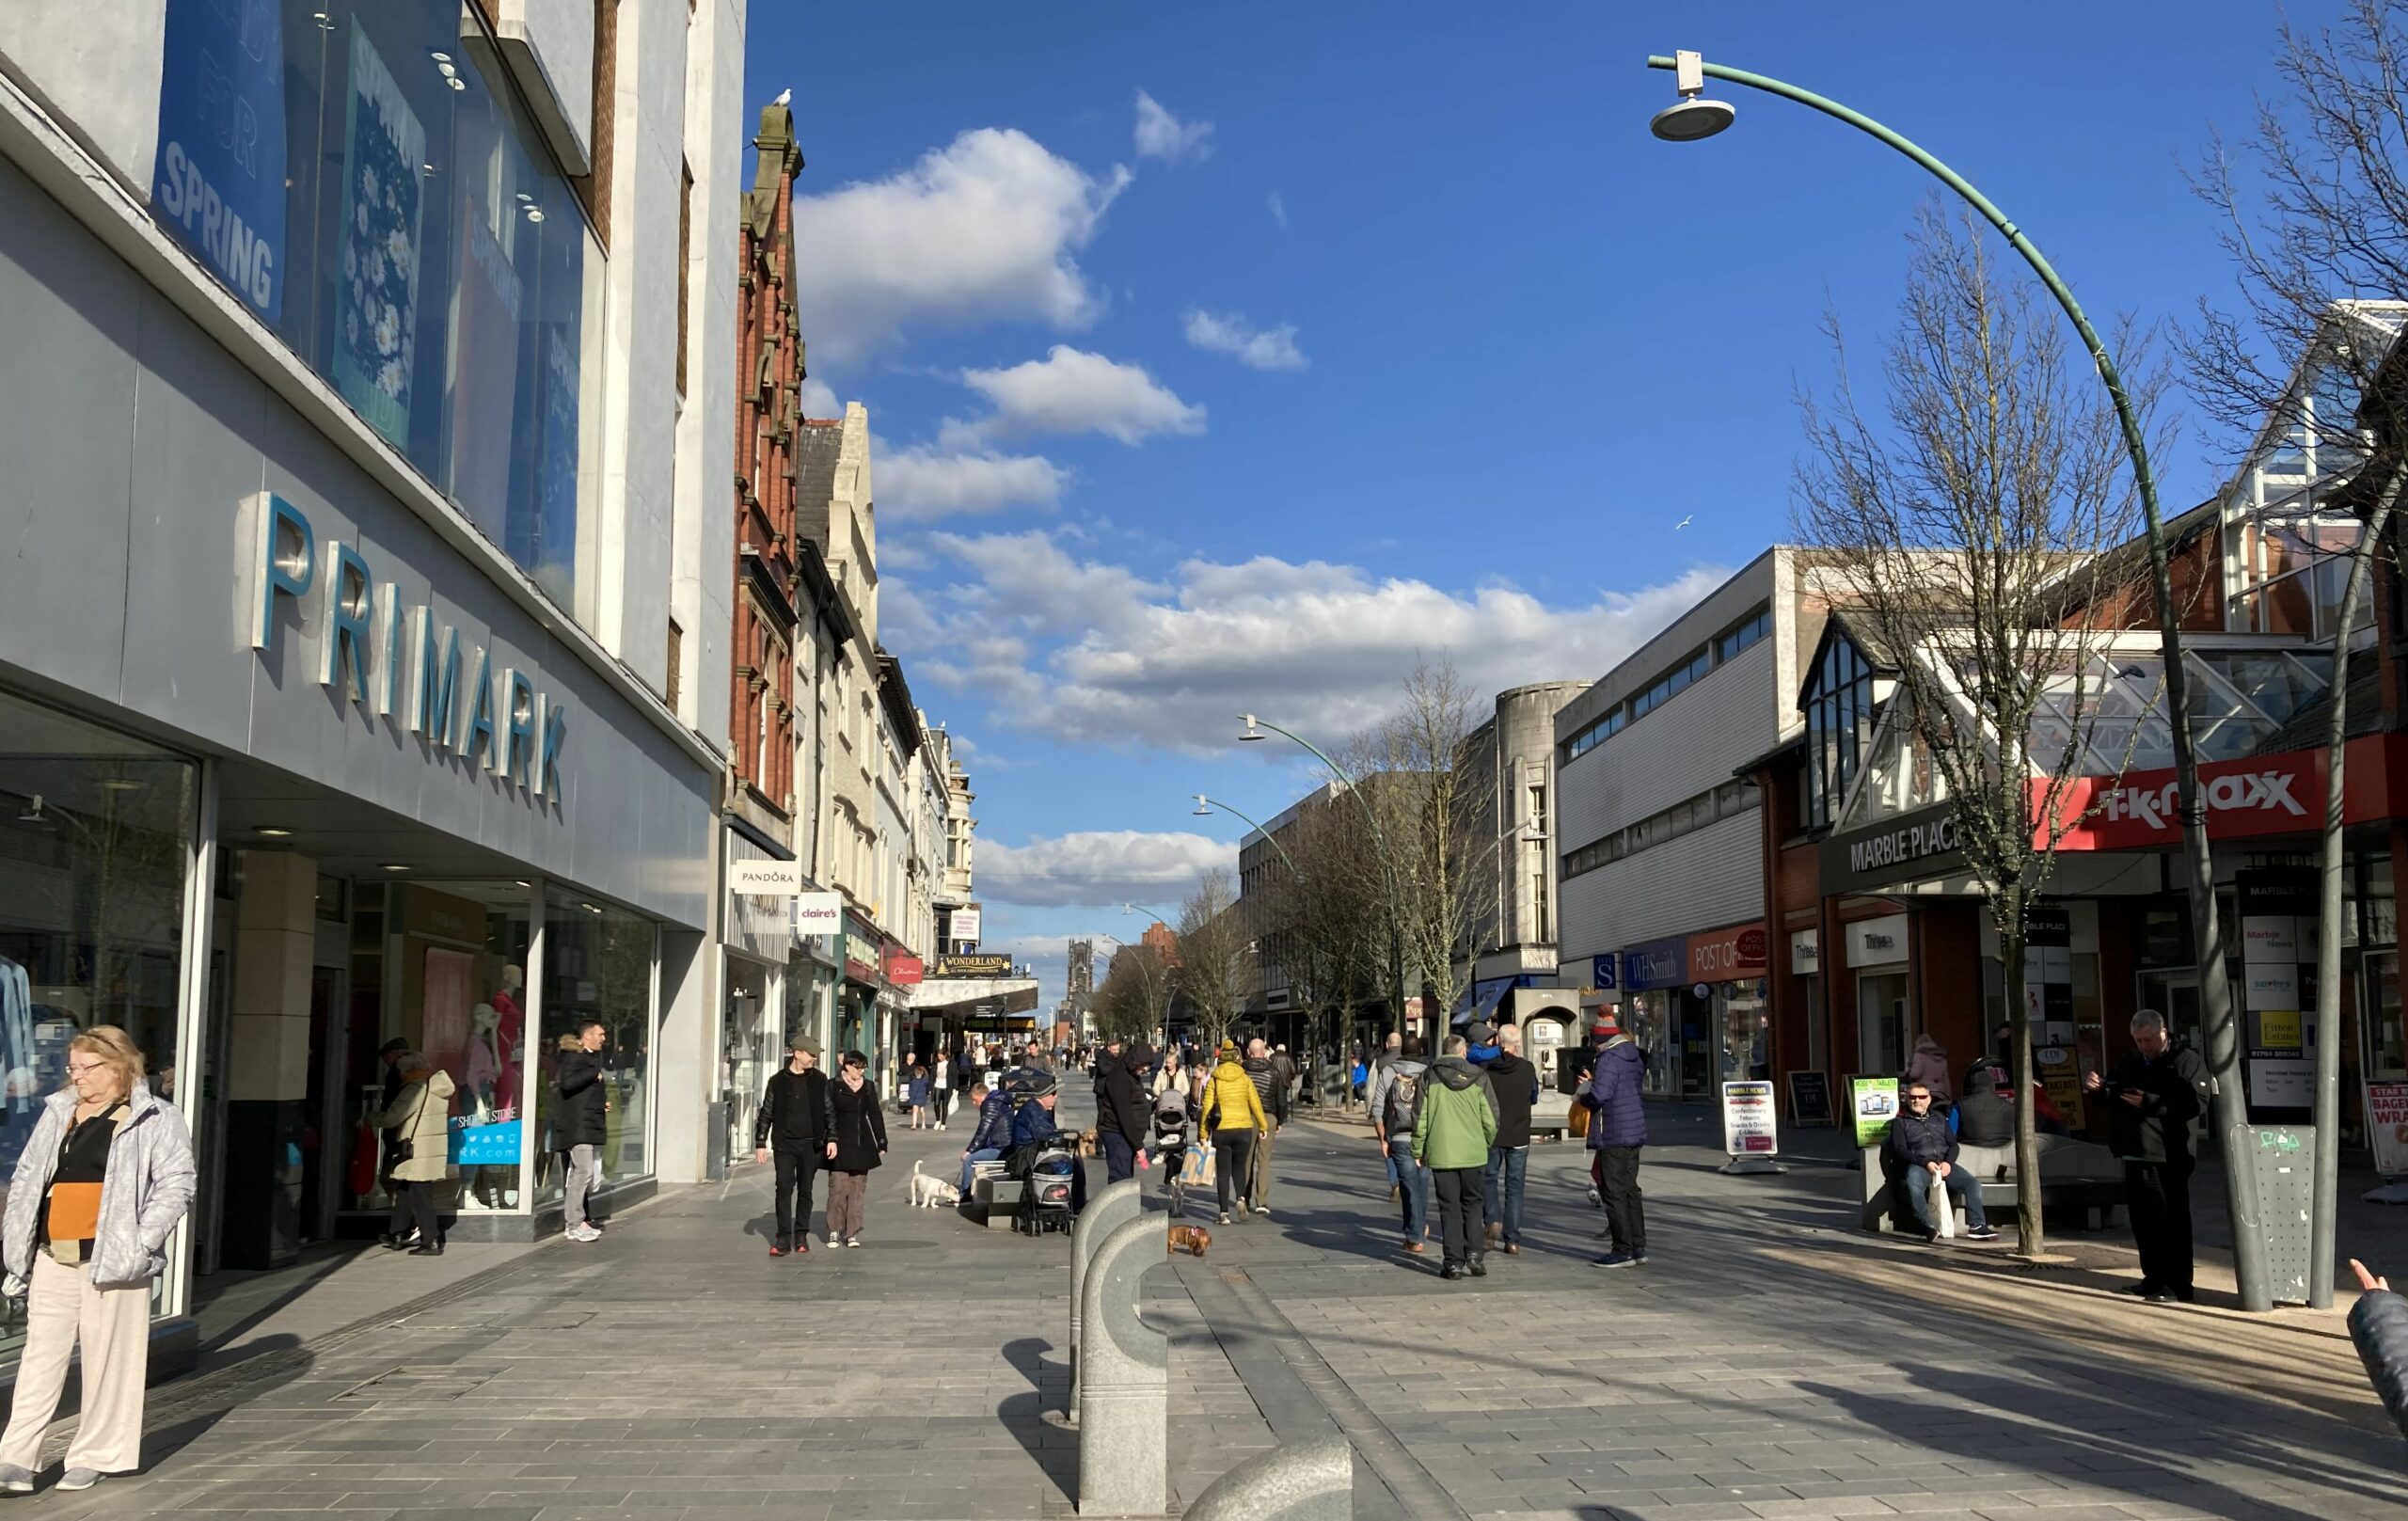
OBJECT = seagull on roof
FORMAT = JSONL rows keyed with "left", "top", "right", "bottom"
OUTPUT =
{"left": 772, "top": 87, "right": 792, "bottom": 106}
{"left": 1674, "top": 514, "right": 1693, "bottom": 531}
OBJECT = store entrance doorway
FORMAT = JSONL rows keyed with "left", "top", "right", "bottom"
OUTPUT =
{"left": 1859, "top": 971, "right": 1908, "bottom": 1077}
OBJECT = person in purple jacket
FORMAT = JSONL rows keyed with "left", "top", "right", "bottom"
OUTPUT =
{"left": 1577, "top": 1014, "right": 1649, "bottom": 1267}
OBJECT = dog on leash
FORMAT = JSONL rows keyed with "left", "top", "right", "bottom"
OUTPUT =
{"left": 1166, "top": 1224, "right": 1211, "bottom": 1259}
{"left": 910, "top": 1159, "right": 962, "bottom": 1209}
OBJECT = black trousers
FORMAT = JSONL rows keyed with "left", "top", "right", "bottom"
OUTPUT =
{"left": 772, "top": 1145, "right": 823, "bottom": 1244}
{"left": 1432, "top": 1166, "right": 1485, "bottom": 1265}
{"left": 1213, "top": 1131, "right": 1255, "bottom": 1213}
{"left": 388, "top": 1178, "right": 438, "bottom": 1244}
{"left": 2125, "top": 1158, "right": 2194, "bottom": 1291}
{"left": 1596, "top": 1145, "right": 1647, "bottom": 1255}
{"left": 1102, "top": 1130, "right": 1137, "bottom": 1185}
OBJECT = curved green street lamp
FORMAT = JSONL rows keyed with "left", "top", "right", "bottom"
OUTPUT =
{"left": 1645, "top": 49, "right": 2265, "bottom": 1308}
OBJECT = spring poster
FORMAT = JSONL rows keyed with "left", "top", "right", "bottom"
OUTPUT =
{"left": 333, "top": 25, "right": 425, "bottom": 448}
{"left": 153, "top": 0, "right": 287, "bottom": 321}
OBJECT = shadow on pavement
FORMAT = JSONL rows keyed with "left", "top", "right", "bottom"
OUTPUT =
{"left": 997, "top": 1334, "right": 1074, "bottom": 1502}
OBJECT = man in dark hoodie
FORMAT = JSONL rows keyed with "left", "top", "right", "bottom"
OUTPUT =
{"left": 1413, "top": 1034, "right": 1499, "bottom": 1279}
{"left": 1242, "top": 1037, "right": 1291, "bottom": 1215}
{"left": 1579, "top": 1014, "right": 1650, "bottom": 1267}
{"left": 1473, "top": 1022, "right": 1542, "bottom": 1255}
{"left": 1099, "top": 1043, "right": 1153, "bottom": 1184}
{"left": 752, "top": 1034, "right": 835, "bottom": 1256}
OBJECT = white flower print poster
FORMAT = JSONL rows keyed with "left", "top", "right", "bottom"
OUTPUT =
{"left": 333, "top": 24, "right": 424, "bottom": 447}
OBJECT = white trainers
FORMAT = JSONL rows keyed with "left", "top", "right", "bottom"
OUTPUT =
{"left": 566, "top": 1224, "right": 600, "bottom": 1243}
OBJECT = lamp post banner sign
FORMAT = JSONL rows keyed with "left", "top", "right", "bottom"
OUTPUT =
{"left": 1721, "top": 1080, "right": 1778, "bottom": 1156}
{"left": 2368, "top": 1081, "right": 2408, "bottom": 1179}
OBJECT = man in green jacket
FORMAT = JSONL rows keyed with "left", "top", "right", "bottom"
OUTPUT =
{"left": 1414, "top": 1035, "right": 1498, "bottom": 1280}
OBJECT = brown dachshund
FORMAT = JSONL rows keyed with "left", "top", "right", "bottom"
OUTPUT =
{"left": 1166, "top": 1224, "right": 1211, "bottom": 1259}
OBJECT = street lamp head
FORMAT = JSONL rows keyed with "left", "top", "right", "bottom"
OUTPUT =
{"left": 1238, "top": 714, "right": 1264, "bottom": 742}
{"left": 1651, "top": 48, "right": 1735, "bottom": 142}
{"left": 1194, "top": 794, "right": 1212, "bottom": 816}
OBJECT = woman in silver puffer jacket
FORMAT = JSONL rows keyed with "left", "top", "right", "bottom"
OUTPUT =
{"left": 0, "top": 1026, "right": 194, "bottom": 1496}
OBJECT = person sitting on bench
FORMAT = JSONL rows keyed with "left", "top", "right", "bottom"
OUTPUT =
{"left": 1882, "top": 1082, "right": 1999, "bottom": 1243}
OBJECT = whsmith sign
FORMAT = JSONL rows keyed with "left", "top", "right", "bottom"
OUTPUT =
{"left": 1822, "top": 801, "right": 1964, "bottom": 894}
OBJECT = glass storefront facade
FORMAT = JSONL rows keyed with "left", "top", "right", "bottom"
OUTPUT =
{"left": 380, "top": 883, "right": 533, "bottom": 1214}
{"left": 151, "top": 0, "right": 604, "bottom": 622}
{"left": 0, "top": 690, "right": 201, "bottom": 1362}
{"left": 538, "top": 893, "right": 657, "bottom": 1195}
{"left": 1626, "top": 990, "right": 1676, "bottom": 1098}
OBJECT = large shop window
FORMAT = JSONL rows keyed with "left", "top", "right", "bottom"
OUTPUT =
{"left": 0, "top": 693, "right": 195, "bottom": 1176}
{"left": 151, "top": 1, "right": 605, "bottom": 624}
{"left": 367, "top": 882, "right": 532, "bottom": 1216}
{"left": 538, "top": 894, "right": 656, "bottom": 1198}
{"left": 0, "top": 693, "right": 196, "bottom": 1357}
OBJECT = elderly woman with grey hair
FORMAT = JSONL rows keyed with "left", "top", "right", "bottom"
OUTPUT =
{"left": 377, "top": 1051, "right": 457, "bottom": 1259}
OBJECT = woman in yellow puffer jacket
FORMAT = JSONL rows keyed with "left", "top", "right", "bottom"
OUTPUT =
{"left": 1202, "top": 1041, "right": 1267, "bottom": 1224}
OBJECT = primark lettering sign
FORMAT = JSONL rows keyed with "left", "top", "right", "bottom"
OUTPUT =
{"left": 246, "top": 495, "right": 566, "bottom": 804}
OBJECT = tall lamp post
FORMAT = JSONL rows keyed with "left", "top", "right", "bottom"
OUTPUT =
{"left": 1642, "top": 49, "right": 2265, "bottom": 1307}
{"left": 1238, "top": 714, "right": 1416, "bottom": 1043}
{"left": 1196, "top": 792, "right": 1310, "bottom": 1065}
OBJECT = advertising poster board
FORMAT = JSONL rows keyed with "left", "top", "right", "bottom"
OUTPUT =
{"left": 154, "top": 0, "right": 287, "bottom": 321}
{"left": 1850, "top": 1075, "right": 1899, "bottom": 1149}
{"left": 2034, "top": 1045, "right": 2087, "bottom": 1133}
{"left": 2368, "top": 1081, "right": 2408, "bottom": 1179}
{"left": 1721, "top": 1081, "right": 1779, "bottom": 1155}
{"left": 2238, "top": 869, "right": 2317, "bottom": 1118}
{"left": 1786, "top": 1070, "right": 1833, "bottom": 1127}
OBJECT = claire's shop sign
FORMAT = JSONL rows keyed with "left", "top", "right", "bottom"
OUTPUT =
{"left": 246, "top": 495, "right": 567, "bottom": 803}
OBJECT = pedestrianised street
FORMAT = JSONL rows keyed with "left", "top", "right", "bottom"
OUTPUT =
{"left": 19, "top": 1092, "right": 2407, "bottom": 1521}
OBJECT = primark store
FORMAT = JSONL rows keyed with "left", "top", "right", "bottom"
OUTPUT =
{"left": 0, "top": 0, "right": 734, "bottom": 1378}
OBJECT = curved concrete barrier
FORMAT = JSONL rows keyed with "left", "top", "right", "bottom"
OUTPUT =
{"left": 1183, "top": 1436, "right": 1354, "bottom": 1521}
{"left": 1077, "top": 1213, "right": 1168, "bottom": 1517}
{"left": 1068, "top": 1177, "right": 1147, "bottom": 1423}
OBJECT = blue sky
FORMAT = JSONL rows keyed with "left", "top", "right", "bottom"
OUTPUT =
{"left": 743, "top": 1, "right": 2334, "bottom": 1004}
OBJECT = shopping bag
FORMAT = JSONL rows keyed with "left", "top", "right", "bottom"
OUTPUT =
{"left": 1180, "top": 1139, "right": 1215, "bottom": 1189}
{"left": 1926, "top": 1169, "right": 1956, "bottom": 1239}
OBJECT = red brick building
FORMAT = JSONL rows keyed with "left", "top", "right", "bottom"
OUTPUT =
{"left": 730, "top": 102, "right": 802, "bottom": 817}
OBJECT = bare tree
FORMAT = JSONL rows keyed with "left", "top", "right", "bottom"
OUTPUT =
{"left": 1253, "top": 791, "right": 1391, "bottom": 1076}
{"left": 1176, "top": 869, "right": 1250, "bottom": 1056}
{"left": 1093, "top": 941, "right": 1171, "bottom": 1047}
{"left": 2191, "top": 0, "right": 2408, "bottom": 1308}
{"left": 1351, "top": 658, "right": 1497, "bottom": 1038}
{"left": 1794, "top": 209, "right": 2157, "bottom": 1257}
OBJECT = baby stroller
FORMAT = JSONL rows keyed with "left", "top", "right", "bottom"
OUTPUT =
{"left": 1151, "top": 1085, "right": 1196, "bottom": 1215}
{"left": 1010, "top": 1132, "right": 1078, "bottom": 1236}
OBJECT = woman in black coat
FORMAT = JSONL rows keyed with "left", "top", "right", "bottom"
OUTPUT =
{"left": 823, "top": 1052, "right": 887, "bottom": 1247}
{"left": 2353, "top": 1259, "right": 2408, "bottom": 1444}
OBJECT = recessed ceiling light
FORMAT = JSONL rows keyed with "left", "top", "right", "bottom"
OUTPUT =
{"left": 429, "top": 50, "right": 452, "bottom": 63}
{"left": 515, "top": 879, "right": 531, "bottom": 889}
{"left": 99, "top": 779, "right": 144, "bottom": 793}
{"left": 448, "top": 77, "right": 466, "bottom": 91}
{"left": 255, "top": 827, "right": 294, "bottom": 838}
{"left": 381, "top": 863, "right": 411, "bottom": 873}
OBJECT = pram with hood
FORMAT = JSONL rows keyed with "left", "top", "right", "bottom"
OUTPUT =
{"left": 1004, "top": 1070, "right": 1079, "bottom": 1236}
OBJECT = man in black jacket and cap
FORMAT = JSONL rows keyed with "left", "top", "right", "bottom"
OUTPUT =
{"left": 2085, "top": 1007, "right": 2211, "bottom": 1303}
{"left": 752, "top": 1034, "right": 834, "bottom": 1256}
{"left": 1880, "top": 1079, "right": 2000, "bottom": 1243}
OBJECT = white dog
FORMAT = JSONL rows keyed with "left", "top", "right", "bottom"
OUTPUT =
{"left": 910, "top": 1158, "right": 961, "bottom": 1209}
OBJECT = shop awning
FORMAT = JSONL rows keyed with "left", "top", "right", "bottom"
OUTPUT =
{"left": 1450, "top": 975, "right": 1532, "bottom": 1027}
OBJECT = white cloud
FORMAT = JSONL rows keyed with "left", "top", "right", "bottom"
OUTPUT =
{"left": 879, "top": 446, "right": 1067, "bottom": 522}
{"left": 894, "top": 531, "right": 1731, "bottom": 753}
{"left": 1133, "top": 90, "right": 1213, "bottom": 163}
{"left": 799, "top": 373, "right": 839, "bottom": 419}
{"left": 793, "top": 129, "right": 1130, "bottom": 365}
{"left": 980, "top": 831, "right": 1237, "bottom": 908}
{"left": 1266, "top": 191, "right": 1288, "bottom": 230}
{"left": 1184, "top": 309, "right": 1307, "bottom": 372}
{"left": 952, "top": 346, "right": 1205, "bottom": 445}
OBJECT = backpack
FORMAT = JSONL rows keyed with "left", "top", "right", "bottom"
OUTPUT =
{"left": 1384, "top": 1065, "right": 1424, "bottom": 1134}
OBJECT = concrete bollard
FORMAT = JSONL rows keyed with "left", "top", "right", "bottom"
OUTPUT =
{"left": 1184, "top": 1437, "right": 1354, "bottom": 1521}
{"left": 1069, "top": 1177, "right": 1147, "bottom": 1424}
{"left": 1077, "top": 1213, "right": 1168, "bottom": 1517}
